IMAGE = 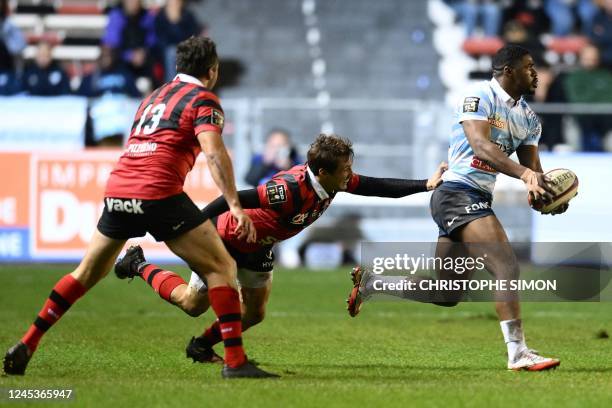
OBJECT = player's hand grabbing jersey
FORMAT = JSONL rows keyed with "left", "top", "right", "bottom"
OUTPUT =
{"left": 443, "top": 78, "right": 541, "bottom": 193}
{"left": 105, "top": 74, "right": 225, "bottom": 199}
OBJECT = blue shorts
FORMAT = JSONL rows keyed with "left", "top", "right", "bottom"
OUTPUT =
{"left": 430, "top": 182, "right": 494, "bottom": 237}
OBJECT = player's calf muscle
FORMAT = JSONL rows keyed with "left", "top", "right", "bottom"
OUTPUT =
{"left": 172, "top": 286, "right": 210, "bottom": 317}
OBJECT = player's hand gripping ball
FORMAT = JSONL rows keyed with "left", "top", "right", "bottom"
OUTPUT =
{"left": 528, "top": 168, "right": 578, "bottom": 215}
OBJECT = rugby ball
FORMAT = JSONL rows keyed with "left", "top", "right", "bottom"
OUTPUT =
{"left": 528, "top": 168, "right": 578, "bottom": 214}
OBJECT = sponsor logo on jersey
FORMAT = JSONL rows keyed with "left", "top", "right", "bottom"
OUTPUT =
{"left": 266, "top": 184, "right": 287, "bottom": 204}
{"left": 105, "top": 198, "right": 144, "bottom": 214}
{"left": 470, "top": 156, "right": 497, "bottom": 173}
{"left": 211, "top": 109, "right": 224, "bottom": 128}
{"left": 463, "top": 97, "right": 480, "bottom": 113}
{"left": 494, "top": 141, "right": 512, "bottom": 155}
{"left": 125, "top": 142, "right": 157, "bottom": 156}
{"left": 290, "top": 212, "right": 309, "bottom": 225}
{"left": 258, "top": 235, "right": 279, "bottom": 246}
{"left": 488, "top": 113, "right": 506, "bottom": 129}
{"left": 465, "top": 201, "right": 490, "bottom": 213}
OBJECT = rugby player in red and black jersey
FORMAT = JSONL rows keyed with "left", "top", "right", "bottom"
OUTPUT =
{"left": 113, "top": 134, "right": 447, "bottom": 363}
{"left": 4, "top": 37, "right": 277, "bottom": 378}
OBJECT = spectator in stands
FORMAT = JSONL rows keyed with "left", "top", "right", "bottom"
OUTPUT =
{"left": 534, "top": 61, "right": 568, "bottom": 150}
{"left": 563, "top": 44, "right": 612, "bottom": 151}
{"left": 0, "top": 0, "right": 26, "bottom": 95}
{"left": 545, "top": 0, "right": 598, "bottom": 36}
{"left": 155, "top": 0, "right": 203, "bottom": 81}
{"left": 589, "top": 0, "right": 612, "bottom": 67}
{"left": 445, "top": 0, "right": 502, "bottom": 37}
{"left": 502, "top": 0, "right": 550, "bottom": 37}
{"left": 245, "top": 129, "right": 301, "bottom": 187}
{"left": 21, "top": 41, "right": 71, "bottom": 96}
{"left": 102, "top": 0, "right": 158, "bottom": 85}
{"left": 78, "top": 47, "right": 141, "bottom": 147}
{"left": 502, "top": 19, "right": 546, "bottom": 63}
{"left": 77, "top": 47, "right": 140, "bottom": 97}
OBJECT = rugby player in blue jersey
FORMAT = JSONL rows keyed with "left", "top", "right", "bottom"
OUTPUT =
{"left": 349, "top": 45, "right": 566, "bottom": 371}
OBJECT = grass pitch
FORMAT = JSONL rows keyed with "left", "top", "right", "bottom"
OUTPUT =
{"left": 1, "top": 265, "right": 611, "bottom": 407}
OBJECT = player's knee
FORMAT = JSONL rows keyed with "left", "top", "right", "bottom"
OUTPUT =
{"left": 208, "top": 254, "right": 237, "bottom": 277}
{"left": 243, "top": 308, "right": 266, "bottom": 328}
{"left": 71, "top": 266, "right": 107, "bottom": 289}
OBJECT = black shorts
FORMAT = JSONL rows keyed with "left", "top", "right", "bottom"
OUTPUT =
{"left": 209, "top": 215, "right": 275, "bottom": 272}
{"left": 227, "top": 245, "right": 275, "bottom": 272}
{"left": 430, "top": 181, "right": 494, "bottom": 237}
{"left": 97, "top": 192, "right": 208, "bottom": 242}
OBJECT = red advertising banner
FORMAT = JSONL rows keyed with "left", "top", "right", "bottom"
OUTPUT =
{"left": 0, "top": 152, "right": 30, "bottom": 228}
{"left": 0, "top": 151, "right": 222, "bottom": 261}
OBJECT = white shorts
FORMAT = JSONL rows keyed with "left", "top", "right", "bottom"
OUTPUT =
{"left": 188, "top": 268, "right": 273, "bottom": 293}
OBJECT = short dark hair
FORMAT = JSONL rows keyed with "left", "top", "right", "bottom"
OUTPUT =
{"left": 176, "top": 36, "right": 218, "bottom": 79}
{"left": 307, "top": 134, "right": 354, "bottom": 174}
{"left": 492, "top": 44, "right": 530, "bottom": 76}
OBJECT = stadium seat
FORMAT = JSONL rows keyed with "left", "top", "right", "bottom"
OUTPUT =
{"left": 547, "top": 36, "right": 588, "bottom": 55}
{"left": 462, "top": 37, "right": 505, "bottom": 56}
{"left": 22, "top": 44, "right": 101, "bottom": 61}
{"left": 25, "top": 32, "right": 64, "bottom": 46}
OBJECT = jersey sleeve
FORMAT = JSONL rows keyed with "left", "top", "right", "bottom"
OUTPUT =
{"left": 457, "top": 85, "right": 493, "bottom": 123}
{"left": 257, "top": 178, "right": 295, "bottom": 214}
{"left": 521, "top": 106, "right": 542, "bottom": 146}
{"left": 193, "top": 93, "right": 225, "bottom": 135}
{"left": 345, "top": 173, "right": 361, "bottom": 193}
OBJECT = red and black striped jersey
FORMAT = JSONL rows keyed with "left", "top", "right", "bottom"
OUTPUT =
{"left": 216, "top": 164, "right": 360, "bottom": 252}
{"left": 105, "top": 74, "right": 225, "bottom": 199}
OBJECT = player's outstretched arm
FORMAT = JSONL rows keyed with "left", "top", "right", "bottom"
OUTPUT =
{"left": 348, "top": 162, "right": 446, "bottom": 198}
{"left": 197, "top": 130, "right": 256, "bottom": 242}
{"left": 463, "top": 120, "right": 553, "bottom": 202}
{"left": 201, "top": 189, "right": 261, "bottom": 219}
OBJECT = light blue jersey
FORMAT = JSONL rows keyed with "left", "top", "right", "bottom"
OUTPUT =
{"left": 442, "top": 78, "right": 541, "bottom": 194}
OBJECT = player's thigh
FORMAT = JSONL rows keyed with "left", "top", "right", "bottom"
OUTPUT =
{"left": 165, "top": 220, "right": 236, "bottom": 277}
{"left": 241, "top": 281, "right": 272, "bottom": 309}
{"left": 72, "top": 229, "right": 127, "bottom": 288}
{"left": 455, "top": 215, "right": 518, "bottom": 279}
{"left": 237, "top": 247, "right": 273, "bottom": 310}
{"left": 240, "top": 277, "right": 272, "bottom": 323}
{"left": 435, "top": 236, "right": 478, "bottom": 281}
{"left": 454, "top": 214, "right": 508, "bottom": 243}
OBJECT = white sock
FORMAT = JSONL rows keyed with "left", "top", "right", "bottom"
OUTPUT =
{"left": 188, "top": 271, "right": 208, "bottom": 294}
{"left": 500, "top": 319, "right": 528, "bottom": 362}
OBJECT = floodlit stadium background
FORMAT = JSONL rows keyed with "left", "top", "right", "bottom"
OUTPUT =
{"left": 0, "top": 0, "right": 611, "bottom": 265}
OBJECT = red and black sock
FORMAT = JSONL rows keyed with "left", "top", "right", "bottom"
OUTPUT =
{"left": 21, "top": 274, "right": 87, "bottom": 352}
{"left": 201, "top": 320, "right": 222, "bottom": 346}
{"left": 140, "top": 264, "right": 186, "bottom": 302}
{"left": 208, "top": 286, "right": 246, "bottom": 368}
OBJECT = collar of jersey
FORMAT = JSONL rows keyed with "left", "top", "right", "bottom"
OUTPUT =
{"left": 174, "top": 73, "right": 205, "bottom": 87}
{"left": 490, "top": 77, "right": 519, "bottom": 108}
{"left": 306, "top": 165, "right": 330, "bottom": 200}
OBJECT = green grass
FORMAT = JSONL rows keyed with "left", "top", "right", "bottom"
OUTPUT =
{"left": 1, "top": 265, "right": 611, "bottom": 407}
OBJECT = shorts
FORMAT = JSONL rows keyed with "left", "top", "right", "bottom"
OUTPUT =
{"left": 188, "top": 218, "right": 275, "bottom": 290}
{"left": 430, "top": 181, "right": 494, "bottom": 237}
{"left": 97, "top": 192, "right": 208, "bottom": 242}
